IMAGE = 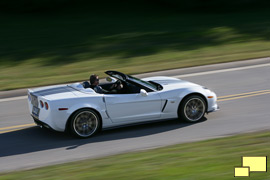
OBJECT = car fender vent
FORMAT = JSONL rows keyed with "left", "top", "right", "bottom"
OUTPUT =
{"left": 162, "top": 100, "right": 168, "bottom": 112}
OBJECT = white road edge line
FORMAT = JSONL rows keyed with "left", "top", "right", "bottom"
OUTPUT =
{"left": 173, "top": 63, "right": 270, "bottom": 78}
{"left": 0, "top": 96, "right": 27, "bottom": 103}
{"left": 1, "top": 62, "right": 270, "bottom": 102}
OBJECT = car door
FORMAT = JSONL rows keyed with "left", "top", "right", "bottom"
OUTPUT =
{"left": 104, "top": 91, "right": 162, "bottom": 123}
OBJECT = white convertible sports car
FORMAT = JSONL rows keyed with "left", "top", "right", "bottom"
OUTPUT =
{"left": 28, "top": 71, "right": 219, "bottom": 138}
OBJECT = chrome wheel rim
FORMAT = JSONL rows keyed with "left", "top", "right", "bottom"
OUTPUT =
{"left": 73, "top": 111, "right": 98, "bottom": 137}
{"left": 184, "top": 98, "right": 205, "bottom": 122}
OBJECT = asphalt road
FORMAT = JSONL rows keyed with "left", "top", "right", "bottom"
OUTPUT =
{"left": 0, "top": 58, "right": 270, "bottom": 172}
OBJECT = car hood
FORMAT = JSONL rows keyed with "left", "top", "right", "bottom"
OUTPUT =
{"left": 142, "top": 76, "right": 201, "bottom": 89}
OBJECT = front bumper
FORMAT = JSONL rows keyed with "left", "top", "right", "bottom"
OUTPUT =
{"left": 207, "top": 104, "right": 220, "bottom": 113}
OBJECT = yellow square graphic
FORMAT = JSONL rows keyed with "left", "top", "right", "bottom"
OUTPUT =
{"left": 235, "top": 167, "right": 250, "bottom": 177}
{"left": 242, "top": 156, "right": 267, "bottom": 172}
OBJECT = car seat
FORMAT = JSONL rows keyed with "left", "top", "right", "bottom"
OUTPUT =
{"left": 82, "top": 81, "right": 90, "bottom": 88}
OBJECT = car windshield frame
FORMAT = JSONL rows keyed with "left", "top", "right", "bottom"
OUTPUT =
{"left": 127, "top": 75, "right": 158, "bottom": 91}
{"left": 105, "top": 70, "right": 159, "bottom": 92}
{"left": 105, "top": 71, "right": 127, "bottom": 81}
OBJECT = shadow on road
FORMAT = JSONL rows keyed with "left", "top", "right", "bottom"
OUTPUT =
{"left": 0, "top": 118, "right": 206, "bottom": 157}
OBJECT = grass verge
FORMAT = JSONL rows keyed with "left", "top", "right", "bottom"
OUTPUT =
{"left": 0, "top": 10, "right": 270, "bottom": 90}
{"left": 1, "top": 130, "right": 270, "bottom": 179}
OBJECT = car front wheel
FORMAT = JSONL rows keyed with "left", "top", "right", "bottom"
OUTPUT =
{"left": 179, "top": 95, "right": 206, "bottom": 122}
{"left": 70, "top": 109, "right": 101, "bottom": 138}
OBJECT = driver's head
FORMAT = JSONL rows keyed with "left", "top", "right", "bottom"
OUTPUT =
{"left": 90, "top": 74, "right": 99, "bottom": 86}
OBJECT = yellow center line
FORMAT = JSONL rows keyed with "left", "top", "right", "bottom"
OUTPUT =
{"left": 0, "top": 128, "right": 29, "bottom": 134}
{"left": 0, "top": 123, "right": 35, "bottom": 131}
{"left": 218, "top": 91, "right": 270, "bottom": 102}
{"left": 218, "top": 89, "right": 270, "bottom": 99}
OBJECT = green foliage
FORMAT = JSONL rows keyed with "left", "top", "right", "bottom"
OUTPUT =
{"left": 0, "top": 5, "right": 270, "bottom": 90}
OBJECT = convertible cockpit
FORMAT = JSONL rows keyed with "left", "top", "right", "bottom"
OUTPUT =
{"left": 82, "top": 71, "right": 159, "bottom": 94}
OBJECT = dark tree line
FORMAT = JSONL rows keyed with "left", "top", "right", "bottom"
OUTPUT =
{"left": 1, "top": 0, "right": 269, "bottom": 13}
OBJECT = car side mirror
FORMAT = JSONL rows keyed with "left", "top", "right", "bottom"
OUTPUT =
{"left": 140, "top": 89, "right": 148, "bottom": 97}
{"left": 106, "top": 77, "right": 117, "bottom": 83}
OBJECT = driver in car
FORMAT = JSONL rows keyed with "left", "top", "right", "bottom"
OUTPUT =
{"left": 90, "top": 74, "right": 123, "bottom": 94}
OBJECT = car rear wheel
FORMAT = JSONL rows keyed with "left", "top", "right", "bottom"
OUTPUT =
{"left": 70, "top": 109, "right": 101, "bottom": 138}
{"left": 179, "top": 95, "right": 206, "bottom": 122}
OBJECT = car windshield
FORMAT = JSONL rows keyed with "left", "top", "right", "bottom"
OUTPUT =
{"left": 127, "top": 75, "right": 158, "bottom": 90}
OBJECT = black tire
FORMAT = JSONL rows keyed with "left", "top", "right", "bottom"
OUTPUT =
{"left": 70, "top": 109, "right": 101, "bottom": 138}
{"left": 178, "top": 95, "right": 206, "bottom": 122}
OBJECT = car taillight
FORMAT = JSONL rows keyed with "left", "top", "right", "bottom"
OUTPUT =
{"left": 40, "top": 100, "right": 44, "bottom": 108}
{"left": 45, "top": 102, "right": 49, "bottom": 110}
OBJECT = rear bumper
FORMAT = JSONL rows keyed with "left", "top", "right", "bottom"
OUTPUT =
{"left": 32, "top": 116, "right": 53, "bottom": 130}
